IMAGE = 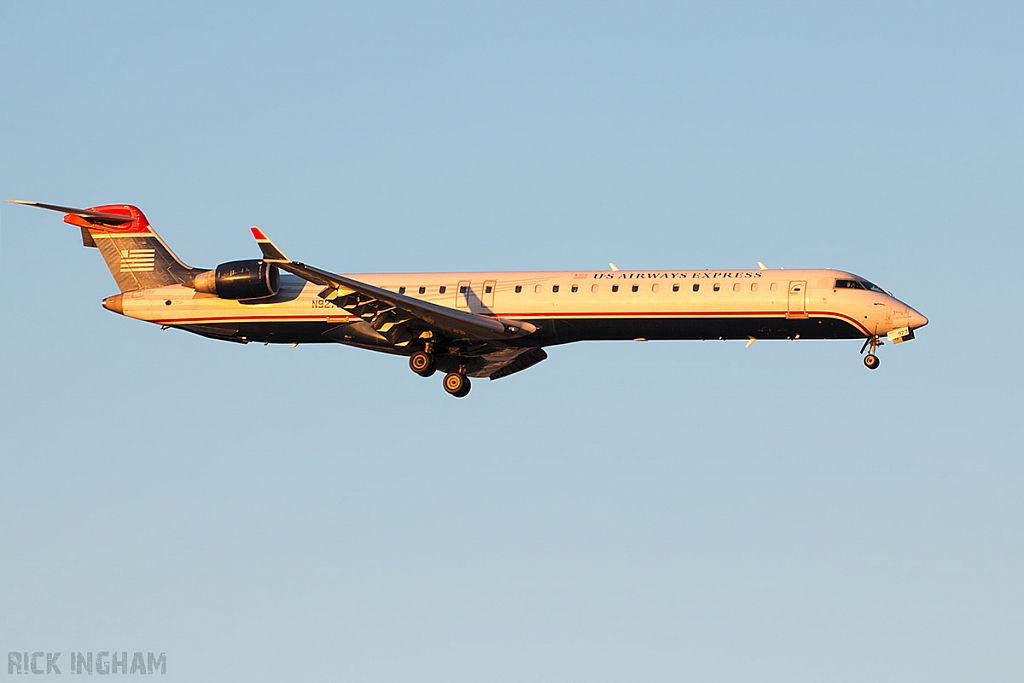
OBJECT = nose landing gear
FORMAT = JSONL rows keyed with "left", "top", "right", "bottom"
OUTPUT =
{"left": 860, "top": 335, "right": 883, "bottom": 370}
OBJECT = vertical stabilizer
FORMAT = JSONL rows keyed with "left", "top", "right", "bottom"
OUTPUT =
{"left": 11, "top": 201, "right": 198, "bottom": 292}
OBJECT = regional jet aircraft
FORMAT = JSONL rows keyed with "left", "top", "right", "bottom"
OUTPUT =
{"left": 11, "top": 201, "right": 928, "bottom": 397}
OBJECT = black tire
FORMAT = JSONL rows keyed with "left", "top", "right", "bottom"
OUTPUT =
{"left": 864, "top": 354, "right": 880, "bottom": 370}
{"left": 454, "top": 378, "right": 471, "bottom": 398}
{"left": 410, "top": 351, "right": 435, "bottom": 377}
{"left": 443, "top": 372, "right": 470, "bottom": 397}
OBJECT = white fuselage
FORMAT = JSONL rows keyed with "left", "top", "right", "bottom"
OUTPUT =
{"left": 114, "top": 267, "right": 926, "bottom": 348}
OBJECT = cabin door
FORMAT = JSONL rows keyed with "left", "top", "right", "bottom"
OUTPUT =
{"left": 786, "top": 280, "right": 808, "bottom": 319}
{"left": 456, "top": 280, "right": 471, "bottom": 308}
{"left": 456, "top": 280, "right": 496, "bottom": 312}
{"left": 481, "top": 280, "right": 496, "bottom": 309}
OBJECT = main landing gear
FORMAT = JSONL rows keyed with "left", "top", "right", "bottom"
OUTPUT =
{"left": 860, "top": 335, "right": 883, "bottom": 370}
{"left": 409, "top": 348, "right": 472, "bottom": 397}
{"left": 409, "top": 350, "right": 436, "bottom": 377}
{"left": 442, "top": 371, "right": 471, "bottom": 398}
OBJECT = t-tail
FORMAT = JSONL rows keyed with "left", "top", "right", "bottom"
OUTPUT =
{"left": 9, "top": 201, "right": 198, "bottom": 291}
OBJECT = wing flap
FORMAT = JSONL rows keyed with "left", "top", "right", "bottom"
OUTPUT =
{"left": 469, "top": 347, "right": 548, "bottom": 380}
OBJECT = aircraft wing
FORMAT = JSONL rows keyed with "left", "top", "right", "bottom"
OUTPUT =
{"left": 250, "top": 228, "right": 537, "bottom": 345}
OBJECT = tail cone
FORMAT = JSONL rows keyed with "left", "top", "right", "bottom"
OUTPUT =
{"left": 102, "top": 294, "right": 123, "bottom": 315}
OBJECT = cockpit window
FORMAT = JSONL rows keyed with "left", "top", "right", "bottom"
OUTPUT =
{"left": 835, "top": 279, "right": 865, "bottom": 289}
{"left": 860, "top": 280, "right": 886, "bottom": 293}
{"left": 835, "top": 278, "right": 888, "bottom": 294}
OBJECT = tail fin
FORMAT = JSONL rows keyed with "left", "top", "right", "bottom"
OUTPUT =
{"left": 9, "top": 201, "right": 198, "bottom": 292}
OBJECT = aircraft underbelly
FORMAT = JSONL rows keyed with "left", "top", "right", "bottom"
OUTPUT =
{"left": 176, "top": 314, "right": 864, "bottom": 348}
{"left": 532, "top": 315, "right": 865, "bottom": 344}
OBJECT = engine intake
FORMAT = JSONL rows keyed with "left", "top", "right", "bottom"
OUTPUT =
{"left": 193, "top": 260, "right": 280, "bottom": 299}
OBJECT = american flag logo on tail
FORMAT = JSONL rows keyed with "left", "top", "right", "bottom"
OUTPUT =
{"left": 120, "top": 248, "right": 156, "bottom": 272}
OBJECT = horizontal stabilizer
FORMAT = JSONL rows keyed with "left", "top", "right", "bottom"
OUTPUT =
{"left": 8, "top": 200, "right": 135, "bottom": 226}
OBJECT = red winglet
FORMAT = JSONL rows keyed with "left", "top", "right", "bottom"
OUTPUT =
{"left": 250, "top": 226, "right": 288, "bottom": 262}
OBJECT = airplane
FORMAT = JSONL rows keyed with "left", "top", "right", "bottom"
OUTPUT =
{"left": 10, "top": 200, "right": 928, "bottom": 397}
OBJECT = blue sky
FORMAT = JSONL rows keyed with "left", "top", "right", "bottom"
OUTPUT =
{"left": 1, "top": 2, "right": 1022, "bottom": 680}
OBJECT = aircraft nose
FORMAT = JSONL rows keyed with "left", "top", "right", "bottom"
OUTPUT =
{"left": 908, "top": 307, "right": 928, "bottom": 329}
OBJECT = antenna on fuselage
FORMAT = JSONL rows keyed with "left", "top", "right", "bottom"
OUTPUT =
{"left": 757, "top": 262, "right": 768, "bottom": 270}
{"left": 609, "top": 263, "right": 620, "bottom": 271}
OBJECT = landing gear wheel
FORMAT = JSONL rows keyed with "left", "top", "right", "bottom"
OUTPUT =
{"left": 409, "top": 350, "right": 436, "bottom": 377}
{"left": 443, "top": 372, "right": 471, "bottom": 397}
{"left": 860, "top": 335, "right": 883, "bottom": 370}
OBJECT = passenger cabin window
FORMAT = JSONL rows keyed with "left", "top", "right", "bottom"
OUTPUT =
{"left": 672, "top": 284, "right": 679, "bottom": 292}
{"left": 515, "top": 285, "right": 522, "bottom": 293}
{"left": 439, "top": 286, "right": 446, "bottom": 294}
{"left": 591, "top": 284, "right": 599, "bottom": 293}
{"left": 751, "top": 283, "right": 758, "bottom": 292}
{"left": 534, "top": 285, "right": 541, "bottom": 293}
{"left": 398, "top": 286, "right": 406, "bottom": 294}
{"left": 459, "top": 285, "right": 468, "bottom": 294}
{"left": 552, "top": 285, "right": 559, "bottom": 292}
{"left": 713, "top": 283, "right": 720, "bottom": 292}
{"left": 571, "top": 284, "right": 578, "bottom": 292}
{"left": 692, "top": 284, "right": 699, "bottom": 292}
{"left": 612, "top": 285, "right": 619, "bottom": 292}
{"left": 652, "top": 284, "right": 659, "bottom": 292}
{"left": 631, "top": 284, "right": 639, "bottom": 292}
{"left": 770, "top": 283, "right": 777, "bottom": 292}
{"left": 485, "top": 285, "right": 493, "bottom": 294}
{"left": 733, "top": 283, "right": 740, "bottom": 292}
{"left": 418, "top": 286, "right": 425, "bottom": 294}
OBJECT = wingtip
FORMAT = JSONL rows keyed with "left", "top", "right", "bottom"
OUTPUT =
{"left": 250, "top": 226, "right": 288, "bottom": 262}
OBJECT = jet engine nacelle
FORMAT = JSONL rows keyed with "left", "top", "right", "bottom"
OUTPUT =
{"left": 192, "top": 259, "right": 280, "bottom": 299}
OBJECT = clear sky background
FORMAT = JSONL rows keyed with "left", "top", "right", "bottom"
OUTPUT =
{"left": 1, "top": 1, "right": 1022, "bottom": 680}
